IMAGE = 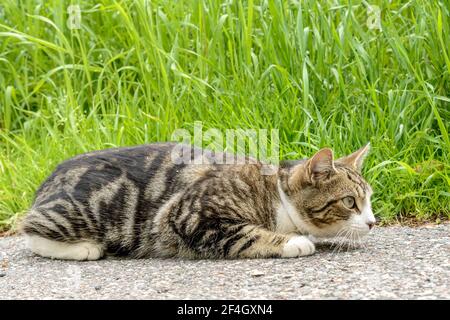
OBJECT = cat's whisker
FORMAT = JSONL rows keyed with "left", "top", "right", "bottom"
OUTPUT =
{"left": 345, "top": 229, "right": 354, "bottom": 251}
{"left": 344, "top": 231, "right": 351, "bottom": 252}
{"left": 330, "top": 228, "right": 349, "bottom": 255}
{"left": 334, "top": 228, "right": 351, "bottom": 255}
{"left": 347, "top": 229, "right": 356, "bottom": 252}
{"left": 351, "top": 229, "right": 358, "bottom": 251}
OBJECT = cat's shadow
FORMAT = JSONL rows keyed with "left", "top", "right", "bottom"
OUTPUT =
{"left": 314, "top": 241, "right": 365, "bottom": 253}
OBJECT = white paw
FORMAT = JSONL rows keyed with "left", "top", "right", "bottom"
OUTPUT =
{"left": 81, "top": 244, "right": 103, "bottom": 261}
{"left": 69, "top": 246, "right": 91, "bottom": 261}
{"left": 69, "top": 243, "right": 103, "bottom": 261}
{"left": 282, "top": 236, "right": 315, "bottom": 258}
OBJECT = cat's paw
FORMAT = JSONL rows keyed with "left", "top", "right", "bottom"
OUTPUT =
{"left": 282, "top": 236, "right": 315, "bottom": 258}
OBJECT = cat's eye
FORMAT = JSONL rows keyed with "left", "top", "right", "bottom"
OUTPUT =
{"left": 342, "top": 196, "right": 355, "bottom": 209}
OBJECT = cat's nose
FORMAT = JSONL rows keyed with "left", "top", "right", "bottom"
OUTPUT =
{"left": 367, "top": 222, "right": 375, "bottom": 230}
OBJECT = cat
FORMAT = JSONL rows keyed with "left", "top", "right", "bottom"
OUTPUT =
{"left": 21, "top": 142, "right": 375, "bottom": 260}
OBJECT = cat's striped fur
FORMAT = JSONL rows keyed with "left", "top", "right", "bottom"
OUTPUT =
{"left": 22, "top": 142, "right": 375, "bottom": 260}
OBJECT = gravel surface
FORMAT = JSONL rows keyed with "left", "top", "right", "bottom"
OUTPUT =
{"left": 1, "top": 224, "right": 449, "bottom": 299}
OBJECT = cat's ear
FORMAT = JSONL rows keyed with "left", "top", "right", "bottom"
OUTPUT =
{"left": 307, "top": 148, "right": 336, "bottom": 182}
{"left": 336, "top": 143, "right": 370, "bottom": 172}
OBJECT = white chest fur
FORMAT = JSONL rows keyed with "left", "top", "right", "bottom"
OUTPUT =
{"left": 275, "top": 180, "right": 307, "bottom": 234}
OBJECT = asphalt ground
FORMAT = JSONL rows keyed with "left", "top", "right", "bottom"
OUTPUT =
{"left": 1, "top": 224, "right": 449, "bottom": 299}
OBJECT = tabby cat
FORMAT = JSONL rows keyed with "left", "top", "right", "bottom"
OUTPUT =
{"left": 22, "top": 143, "right": 375, "bottom": 260}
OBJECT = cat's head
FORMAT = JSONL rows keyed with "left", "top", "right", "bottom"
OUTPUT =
{"left": 281, "top": 144, "right": 375, "bottom": 239}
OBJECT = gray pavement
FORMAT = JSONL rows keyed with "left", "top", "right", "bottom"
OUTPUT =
{"left": 1, "top": 224, "right": 449, "bottom": 299}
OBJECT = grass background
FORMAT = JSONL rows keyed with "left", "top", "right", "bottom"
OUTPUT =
{"left": 0, "top": 0, "right": 449, "bottom": 231}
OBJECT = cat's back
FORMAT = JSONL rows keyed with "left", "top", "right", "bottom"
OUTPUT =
{"left": 34, "top": 143, "right": 203, "bottom": 206}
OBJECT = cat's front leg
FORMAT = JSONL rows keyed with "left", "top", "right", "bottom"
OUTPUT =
{"left": 218, "top": 225, "right": 316, "bottom": 259}
{"left": 164, "top": 190, "right": 316, "bottom": 259}
{"left": 170, "top": 216, "right": 316, "bottom": 259}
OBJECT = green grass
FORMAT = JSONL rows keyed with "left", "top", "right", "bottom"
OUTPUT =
{"left": 0, "top": 0, "right": 449, "bottom": 231}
